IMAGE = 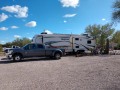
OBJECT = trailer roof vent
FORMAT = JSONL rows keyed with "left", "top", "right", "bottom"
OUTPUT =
{"left": 82, "top": 33, "right": 89, "bottom": 36}
{"left": 41, "top": 32, "right": 47, "bottom": 34}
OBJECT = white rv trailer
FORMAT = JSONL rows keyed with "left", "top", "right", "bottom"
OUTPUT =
{"left": 32, "top": 33, "right": 96, "bottom": 53}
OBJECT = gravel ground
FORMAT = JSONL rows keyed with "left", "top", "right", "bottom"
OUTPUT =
{"left": 0, "top": 55, "right": 120, "bottom": 90}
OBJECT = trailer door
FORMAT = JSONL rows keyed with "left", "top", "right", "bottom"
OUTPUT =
{"left": 33, "top": 35, "right": 43, "bottom": 44}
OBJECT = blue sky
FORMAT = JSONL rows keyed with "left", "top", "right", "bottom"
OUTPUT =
{"left": 0, "top": 0, "right": 119, "bottom": 44}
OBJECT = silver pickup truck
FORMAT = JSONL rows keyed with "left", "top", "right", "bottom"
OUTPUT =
{"left": 6, "top": 43, "right": 64, "bottom": 61}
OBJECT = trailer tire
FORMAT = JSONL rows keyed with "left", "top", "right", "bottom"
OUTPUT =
{"left": 76, "top": 50, "right": 85, "bottom": 57}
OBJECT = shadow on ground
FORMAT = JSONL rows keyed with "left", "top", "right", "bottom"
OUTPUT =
{"left": 0, "top": 57, "right": 58, "bottom": 64}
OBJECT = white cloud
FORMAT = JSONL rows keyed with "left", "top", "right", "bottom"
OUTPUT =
{"left": 28, "top": 37, "right": 32, "bottom": 40}
{"left": 25, "top": 21, "right": 37, "bottom": 27}
{"left": 64, "top": 14, "right": 77, "bottom": 18}
{"left": 102, "top": 18, "right": 106, "bottom": 21}
{"left": 1, "top": 41, "right": 5, "bottom": 42}
{"left": 14, "top": 35, "right": 21, "bottom": 38}
{"left": 60, "top": 0, "right": 79, "bottom": 8}
{"left": 102, "top": 18, "right": 109, "bottom": 23}
{"left": 1, "top": 5, "right": 28, "bottom": 18}
{"left": 44, "top": 30, "right": 53, "bottom": 34}
{"left": 0, "top": 13, "right": 8, "bottom": 22}
{"left": 11, "top": 26, "right": 19, "bottom": 29}
{"left": 0, "top": 27, "right": 8, "bottom": 30}
{"left": 106, "top": 21, "right": 108, "bottom": 23}
{"left": 0, "top": 40, "right": 5, "bottom": 44}
{"left": 64, "top": 20, "right": 67, "bottom": 23}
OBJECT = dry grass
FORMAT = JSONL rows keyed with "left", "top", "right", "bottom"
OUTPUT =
{"left": 0, "top": 52, "right": 5, "bottom": 56}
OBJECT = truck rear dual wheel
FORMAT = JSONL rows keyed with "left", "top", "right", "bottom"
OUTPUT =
{"left": 13, "top": 54, "right": 22, "bottom": 62}
{"left": 54, "top": 53, "right": 61, "bottom": 59}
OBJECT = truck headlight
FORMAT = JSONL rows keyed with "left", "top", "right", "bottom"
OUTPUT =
{"left": 8, "top": 50, "right": 13, "bottom": 54}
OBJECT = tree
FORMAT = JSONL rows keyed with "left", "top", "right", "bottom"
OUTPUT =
{"left": 3, "top": 37, "right": 31, "bottom": 48}
{"left": 104, "top": 39, "right": 109, "bottom": 54}
{"left": 112, "top": 31, "right": 120, "bottom": 44}
{"left": 3, "top": 42, "right": 12, "bottom": 48}
{"left": 85, "top": 24, "right": 115, "bottom": 53}
{"left": 112, "top": 31, "right": 120, "bottom": 49}
{"left": 111, "top": 30, "right": 120, "bottom": 49}
{"left": 22, "top": 38, "right": 31, "bottom": 46}
{"left": 99, "top": 24, "right": 114, "bottom": 49}
{"left": 112, "top": 0, "right": 120, "bottom": 22}
{"left": 0, "top": 44, "right": 2, "bottom": 52}
{"left": 12, "top": 38, "right": 23, "bottom": 47}
{"left": 85, "top": 24, "right": 101, "bottom": 44}
{"left": 12, "top": 38, "right": 31, "bottom": 47}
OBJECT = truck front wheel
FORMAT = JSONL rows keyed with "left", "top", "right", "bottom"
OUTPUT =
{"left": 13, "top": 54, "right": 22, "bottom": 62}
{"left": 54, "top": 53, "right": 61, "bottom": 59}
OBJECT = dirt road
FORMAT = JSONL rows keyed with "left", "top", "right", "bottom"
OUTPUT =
{"left": 0, "top": 55, "right": 120, "bottom": 90}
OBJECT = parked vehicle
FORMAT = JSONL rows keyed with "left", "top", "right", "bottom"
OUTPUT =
{"left": 3, "top": 48, "right": 11, "bottom": 53}
{"left": 3, "top": 46, "right": 20, "bottom": 53}
{"left": 6, "top": 43, "right": 64, "bottom": 61}
{"left": 32, "top": 32, "right": 96, "bottom": 54}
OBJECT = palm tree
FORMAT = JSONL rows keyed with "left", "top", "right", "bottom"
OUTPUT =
{"left": 112, "top": 0, "right": 120, "bottom": 22}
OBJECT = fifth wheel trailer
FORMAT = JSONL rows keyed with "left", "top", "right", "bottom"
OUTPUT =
{"left": 32, "top": 33, "right": 96, "bottom": 53}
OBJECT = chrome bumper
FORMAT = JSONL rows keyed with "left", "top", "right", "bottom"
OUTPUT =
{"left": 6, "top": 53, "right": 12, "bottom": 59}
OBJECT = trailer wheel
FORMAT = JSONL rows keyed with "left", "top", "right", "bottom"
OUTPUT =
{"left": 76, "top": 50, "right": 85, "bottom": 57}
{"left": 54, "top": 52, "right": 61, "bottom": 59}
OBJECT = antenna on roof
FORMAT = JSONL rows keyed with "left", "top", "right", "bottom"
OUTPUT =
{"left": 44, "top": 29, "right": 46, "bottom": 32}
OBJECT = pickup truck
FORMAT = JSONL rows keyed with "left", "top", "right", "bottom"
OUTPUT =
{"left": 6, "top": 43, "right": 64, "bottom": 61}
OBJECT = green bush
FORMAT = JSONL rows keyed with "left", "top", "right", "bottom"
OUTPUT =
{"left": 0, "top": 44, "right": 2, "bottom": 52}
{"left": 3, "top": 37, "right": 31, "bottom": 48}
{"left": 114, "top": 45, "right": 120, "bottom": 50}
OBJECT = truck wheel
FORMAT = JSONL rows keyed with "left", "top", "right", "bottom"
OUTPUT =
{"left": 13, "top": 54, "right": 22, "bottom": 62}
{"left": 54, "top": 53, "right": 61, "bottom": 59}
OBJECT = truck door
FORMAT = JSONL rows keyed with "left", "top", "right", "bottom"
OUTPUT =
{"left": 36, "top": 44, "right": 45, "bottom": 57}
{"left": 23, "top": 44, "right": 37, "bottom": 57}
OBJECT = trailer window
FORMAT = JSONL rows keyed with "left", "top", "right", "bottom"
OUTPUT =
{"left": 87, "top": 40, "right": 91, "bottom": 44}
{"left": 75, "top": 38, "right": 79, "bottom": 40}
{"left": 76, "top": 46, "right": 79, "bottom": 48}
